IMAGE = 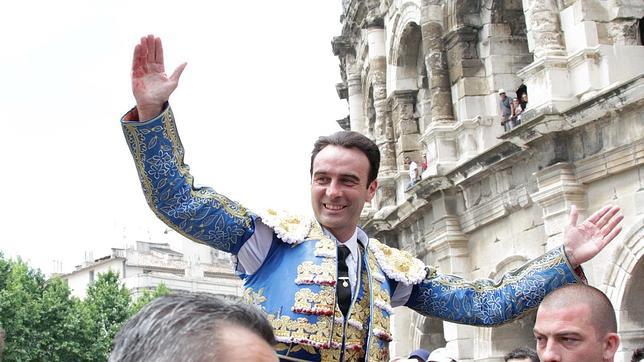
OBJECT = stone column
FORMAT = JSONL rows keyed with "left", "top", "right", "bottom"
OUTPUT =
{"left": 523, "top": 0, "right": 566, "bottom": 58}
{"left": 368, "top": 22, "right": 397, "bottom": 208}
{"left": 530, "top": 162, "right": 587, "bottom": 249}
{"left": 347, "top": 61, "right": 366, "bottom": 134}
{"left": 421, "top": 0, "right": 455, "bottom": 124}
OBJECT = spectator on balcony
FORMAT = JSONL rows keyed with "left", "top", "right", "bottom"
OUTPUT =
{"left": 404, "top": 156, "right": 420, "bottom": 189}
{"left": 511, "top": 97, "right": 523, "bottom": 128}
{"left": 421, "top": 154, "right": 428, "bottom": 176}
{"left": 498, "top": 89, "right": 512, "bottom": 132}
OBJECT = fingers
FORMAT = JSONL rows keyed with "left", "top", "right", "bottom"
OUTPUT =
{"left": 586, "top": 204, "right": 612, "bottom": 224}
{"left": 138, "top": 36, "right": 149, "bottom": 73}
{"left": 600, "top": 214, "right": 623, "bottom": 237}
{"left": 568, "top": 204, "right": 579, "bottom": 226}
{"left": 155, "top": 37, "right": 164, "bottom": 66}
{"left": 146, "top": 34, "right": 156, "bottom": 64}
{"left": 170, "top": 62, "right": 187, "bottom": 82}
{"left": 595, "top": 205, "right": 621, "bottom": 230}
{"left": 602, "top": 225, "right": 623, "bottom": 247}
{"left": 132, "top": 44, "right": 140, "bottom": 74}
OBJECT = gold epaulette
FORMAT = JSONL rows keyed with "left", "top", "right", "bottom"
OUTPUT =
{"left": 367, "top": 239, "right": 427, "bottom": 285}
{"left": 256, "top": 208, "right": 312, "bottom": 245}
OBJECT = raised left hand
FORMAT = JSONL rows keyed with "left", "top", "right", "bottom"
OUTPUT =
{"left": 564, "top": 204, "right": 623, "bottom": 268}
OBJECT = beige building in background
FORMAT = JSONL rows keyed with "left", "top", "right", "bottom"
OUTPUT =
{"left": 63, "top": 231, "right": 242, "bottom": 300}
{"left": 333, "top": 0, "right": 643, "bottom": 360}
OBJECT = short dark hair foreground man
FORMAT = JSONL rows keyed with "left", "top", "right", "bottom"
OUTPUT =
{"left": 504, "top": 346, "right": 539, "bottom": 362}
{"left": 534, "top": 284, "right": 620, "bottom": 362}
{"left": 109, "top": 293, "right": 278, "bottom": 362}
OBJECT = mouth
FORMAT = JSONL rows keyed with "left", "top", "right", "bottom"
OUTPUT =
{"left": 323, "top": 203, "right": 347, "bottom": 211}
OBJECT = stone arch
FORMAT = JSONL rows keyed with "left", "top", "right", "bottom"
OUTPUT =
{"left": 480, "top": 0, "right": 532, "bottom": 82}
{"left": 603, "top": 216, "right": 644, "bottom": 357}
{"left": 389, "top": 2, "right": 423, "bottom": 92}
{"left": 475, "top": 255, "right": 536, "bottom": 358}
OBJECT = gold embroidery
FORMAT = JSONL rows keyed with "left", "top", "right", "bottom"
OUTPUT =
{"left": 368, "top": 238, "right": 426, "bottom": 285}
{"left": 292, "top": 287, "right": 335, "bottom": 316}
{"left": 295, "top": 260, "right": 336, "bottom": 286}
{"left": 314, "top": 236, "right": 336, "bottom": 257}
{"left": 242, "top": 287, "right": 267, "bottom": 308}
{"left": 268, "top": 314, "right": 336, "bottom": 348}
{"left": 367, "top": 252, "right": 393, "bottom": 344}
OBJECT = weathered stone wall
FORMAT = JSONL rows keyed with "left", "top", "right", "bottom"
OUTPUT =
{"left": 334, "top": 0, "right": 643, "bottom": 360}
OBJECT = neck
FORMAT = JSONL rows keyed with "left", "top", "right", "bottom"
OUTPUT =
{"left": 325, "top": 226, "right": 357, "bottom": 243}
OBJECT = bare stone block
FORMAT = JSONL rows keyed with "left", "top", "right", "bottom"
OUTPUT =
{"left": 398, "top": 134, "right": 422, "bottom": 152}
{"left": 455, "top": 77, "right": 489, "bottom": 98}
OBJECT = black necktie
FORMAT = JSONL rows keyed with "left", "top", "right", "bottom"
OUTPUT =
{"left": 337, "top": 245, "right": 352, "bottom": 316}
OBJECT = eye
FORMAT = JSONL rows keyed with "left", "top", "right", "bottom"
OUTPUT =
{"left": 341, "top": 178, "right": 359, "bottom": 186}
{"left": 314, "top": 176, "right": 330, "bottom": 184}
{"left": 534, "top": 335, "right": 545, "bottom": 345}
{"left": 561, "top": 336, "right": 580, "bottom": 345}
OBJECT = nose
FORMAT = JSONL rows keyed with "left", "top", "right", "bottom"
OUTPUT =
{"left": 540, "top": 341, "right": 561, "bottom": 362}
{"left": 325, "top": 179, "right": 342, "bottom": 198}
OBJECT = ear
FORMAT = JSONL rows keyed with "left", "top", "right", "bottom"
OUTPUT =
{"left": 366, "top": 180, "right": 378, "bottom": 202}
{"left": 602, "top": 333, "right": 620, "bottom": 360}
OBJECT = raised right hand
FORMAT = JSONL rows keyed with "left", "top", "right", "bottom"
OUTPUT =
{"left": 132, "top": 34, "right": 187, "bottom": 120}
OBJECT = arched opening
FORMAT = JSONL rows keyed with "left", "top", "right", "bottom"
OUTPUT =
{"left": 395, "top": 23, "right": 424, "bottom": 92}
{"left": 619, "top": 257, "right": 644, "bottom": 355}
{"left": 479, "top": 0, "right": 533, "bottom": 117}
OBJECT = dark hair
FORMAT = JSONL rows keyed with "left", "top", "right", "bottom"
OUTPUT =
{"left": 504, "top": 347, "right": 539, "bottom": 362}
{"left": 633, "top": 348, "right": 644, "bottom": 362}
{"left": 310, "top": 131, "right": 380, "bottom": 186}
{"left": 109, "top": 293, "right": 275, "bottom": 362}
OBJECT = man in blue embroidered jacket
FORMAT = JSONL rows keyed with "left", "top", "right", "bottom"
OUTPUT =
{"left": 121, "top": 35, "right": 624, "bottom": 362}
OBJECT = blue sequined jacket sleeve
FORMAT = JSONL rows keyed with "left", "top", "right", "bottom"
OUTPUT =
{"left": 405, "top": 246, "right": 581, "bottom": 326}
{"left": 120, "top": 105, "right": 256, "bottom": 254}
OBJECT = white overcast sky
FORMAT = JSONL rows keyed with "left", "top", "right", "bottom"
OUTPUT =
{"left": 0, "top": 1, "right": 347, "bottom": 275}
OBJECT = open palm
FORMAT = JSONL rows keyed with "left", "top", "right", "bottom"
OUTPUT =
{"left": 564, "top": 204, "right": 623, "bottom": 268}
{"left": 131, "top": 35, "right": 186, "bottom": 120}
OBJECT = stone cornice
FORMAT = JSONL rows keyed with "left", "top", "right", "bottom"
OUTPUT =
{"left": 442, "top": 25, "right": 478, "bottom": 50}
{"left": 388, "top": 89, "right": 419, "bottom": 106}
{"left": 575, "top": 138, "right": 644, "bottom": 185}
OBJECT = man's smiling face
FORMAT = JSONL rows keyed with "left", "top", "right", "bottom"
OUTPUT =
{"left": 310, "top": 145, "right": 377, "bottom": 242}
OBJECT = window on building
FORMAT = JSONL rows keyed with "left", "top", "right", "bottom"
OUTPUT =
{"left": 89, "top": 270, "right": 94, "bottom": 282}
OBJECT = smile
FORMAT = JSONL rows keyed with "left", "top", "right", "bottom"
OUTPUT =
{"left": 323, "top": 204, "right": 346, "bottom": 211}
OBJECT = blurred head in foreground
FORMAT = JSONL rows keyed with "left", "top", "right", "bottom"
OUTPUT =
{"left": 109, "top": 293, "right": 277, "bottom": 362}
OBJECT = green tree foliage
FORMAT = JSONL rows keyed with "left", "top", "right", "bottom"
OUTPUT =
{"left": 0, "top": 253, "right": 169, "bottom": 361}
{"left": 83, "top": 270, "right": 132, "bottom": 361}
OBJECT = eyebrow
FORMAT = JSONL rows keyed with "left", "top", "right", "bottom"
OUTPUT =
{"left": 313, "top": 171, "right": 361, "bottom": 183}
{"left": 533, "top": 329, "right": 584, "bottom": 338}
